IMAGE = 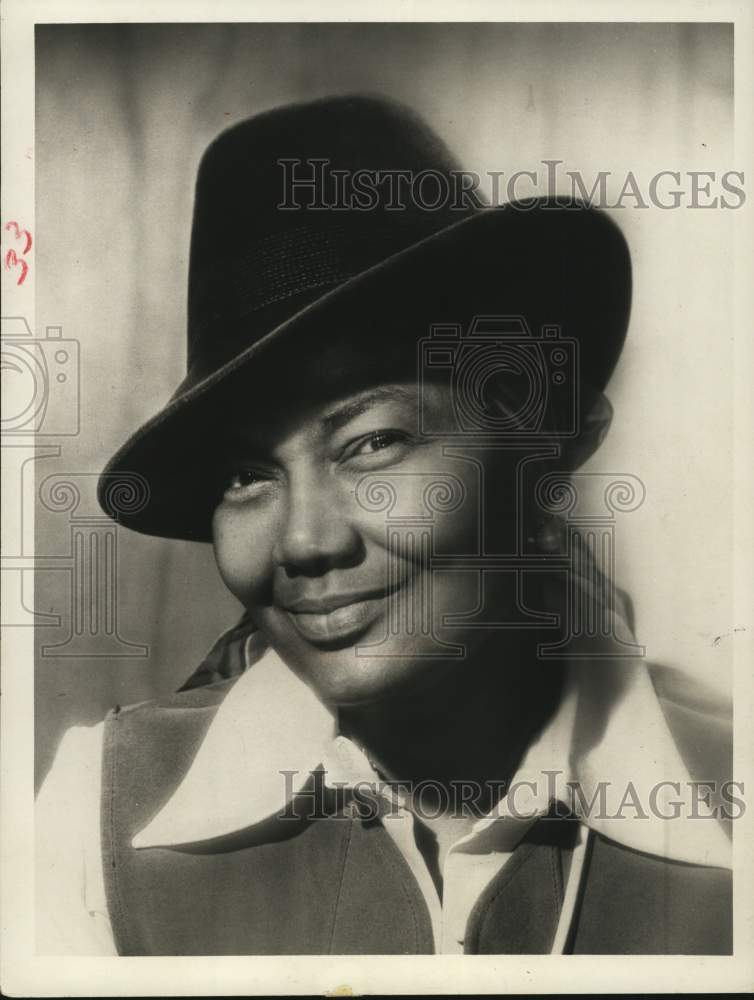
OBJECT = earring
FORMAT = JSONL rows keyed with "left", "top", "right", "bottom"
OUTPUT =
{"left": 531, "top": 513, "right": 566, "bottom": 553}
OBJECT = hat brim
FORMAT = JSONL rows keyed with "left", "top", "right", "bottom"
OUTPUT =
{"left": 99, "top": 200, "right": 631, "bottom": 540}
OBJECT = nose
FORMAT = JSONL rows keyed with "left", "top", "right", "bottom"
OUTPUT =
{"left": 272, "top": 466, "right": 362, "bottom": 575}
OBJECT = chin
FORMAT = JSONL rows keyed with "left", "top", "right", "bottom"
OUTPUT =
{"left": 273, "top": 639, "right": 457, "bottom": 708}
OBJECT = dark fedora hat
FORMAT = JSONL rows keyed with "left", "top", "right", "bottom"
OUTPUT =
{"left": 98, "top": 94, "right": 632, "bottom": 541}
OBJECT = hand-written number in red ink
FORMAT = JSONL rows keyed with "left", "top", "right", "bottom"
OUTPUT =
{"left": 5, "top": 249, "right": 29, "bottom": 286}
{"left": 4, "top": 221, "right": 33, "bottom": 286}
{"left": 6, "top": 221, "right": 33, "bottom": 255}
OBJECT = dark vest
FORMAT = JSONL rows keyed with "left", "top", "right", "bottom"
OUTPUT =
{"left": 101, "top": 679, "right": 732, "bottom": 955}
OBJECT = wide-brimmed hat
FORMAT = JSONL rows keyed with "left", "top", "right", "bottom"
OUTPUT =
{"left": 98, "top": 94, "right": 632, "bottom": 541}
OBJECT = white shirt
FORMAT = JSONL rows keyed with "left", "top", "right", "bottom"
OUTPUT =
{"left": 35, "top": 623, "right": 732, "bottom": 956}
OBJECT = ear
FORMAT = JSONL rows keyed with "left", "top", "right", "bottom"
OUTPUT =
{"left": 564, "top": 389, "right": 614, "bottom": 469}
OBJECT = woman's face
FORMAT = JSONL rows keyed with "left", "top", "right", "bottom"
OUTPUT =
{"left": 212, "top": 376, "right": 516, "bottom": 707}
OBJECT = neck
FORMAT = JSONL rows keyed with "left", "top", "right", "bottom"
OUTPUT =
{"left": 337, "top": 634, "right": 564, "bottom": 817}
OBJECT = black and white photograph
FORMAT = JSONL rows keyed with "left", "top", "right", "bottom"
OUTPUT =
{"left": 2, "top": 2, "right": 753, "bottom": 995}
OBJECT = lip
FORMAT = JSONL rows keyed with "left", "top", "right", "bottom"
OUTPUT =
{"left": 282, "top": 587, "right": 400, "bottom": 647}
{"left": 283, "top": 589, "right": 389, "bottom": 615}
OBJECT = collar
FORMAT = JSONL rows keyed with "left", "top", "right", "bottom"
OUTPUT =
{"left": 132, "top": 626, "right": 731, "bottom": 868}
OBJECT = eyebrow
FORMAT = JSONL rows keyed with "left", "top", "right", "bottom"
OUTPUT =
{"left": 320, "top": 385, "right": 418, "bottom": 433}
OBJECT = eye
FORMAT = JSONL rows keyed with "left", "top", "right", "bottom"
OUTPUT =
{"left": 354, "top": 430, "right": 407, "bottom": 455}
{"left": 229, "top": 469, "right": 260, "bottom": 489}
{"left": 341, "top": 429, "right": 413, "bottom": 466}
{"left": 221, "top": 466, "right": 273, "bottom": 501}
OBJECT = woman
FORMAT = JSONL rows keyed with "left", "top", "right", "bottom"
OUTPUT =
{"left": 36, "top": 94, "right": 732, "bottom": 955}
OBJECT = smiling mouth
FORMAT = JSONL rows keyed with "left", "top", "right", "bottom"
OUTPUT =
{"left": 282, "top": 587, "right": 402, "bottom": 647}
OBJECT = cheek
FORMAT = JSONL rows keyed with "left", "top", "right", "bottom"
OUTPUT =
{"left": 352, "top": 449, "right": 485, "bottom": 545}
{"left": 212, "top": 505, "right": 274, "bottom": 603}
{"left": 352, "top": 457, "right": 487, "bottom": 621}
{"left": 398, "top": 454, "right": 485, "bottom": 557}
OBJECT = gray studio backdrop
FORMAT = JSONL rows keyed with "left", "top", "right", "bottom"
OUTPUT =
{"left": 33, "top": 22, "right": 734, "bottom": 785}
